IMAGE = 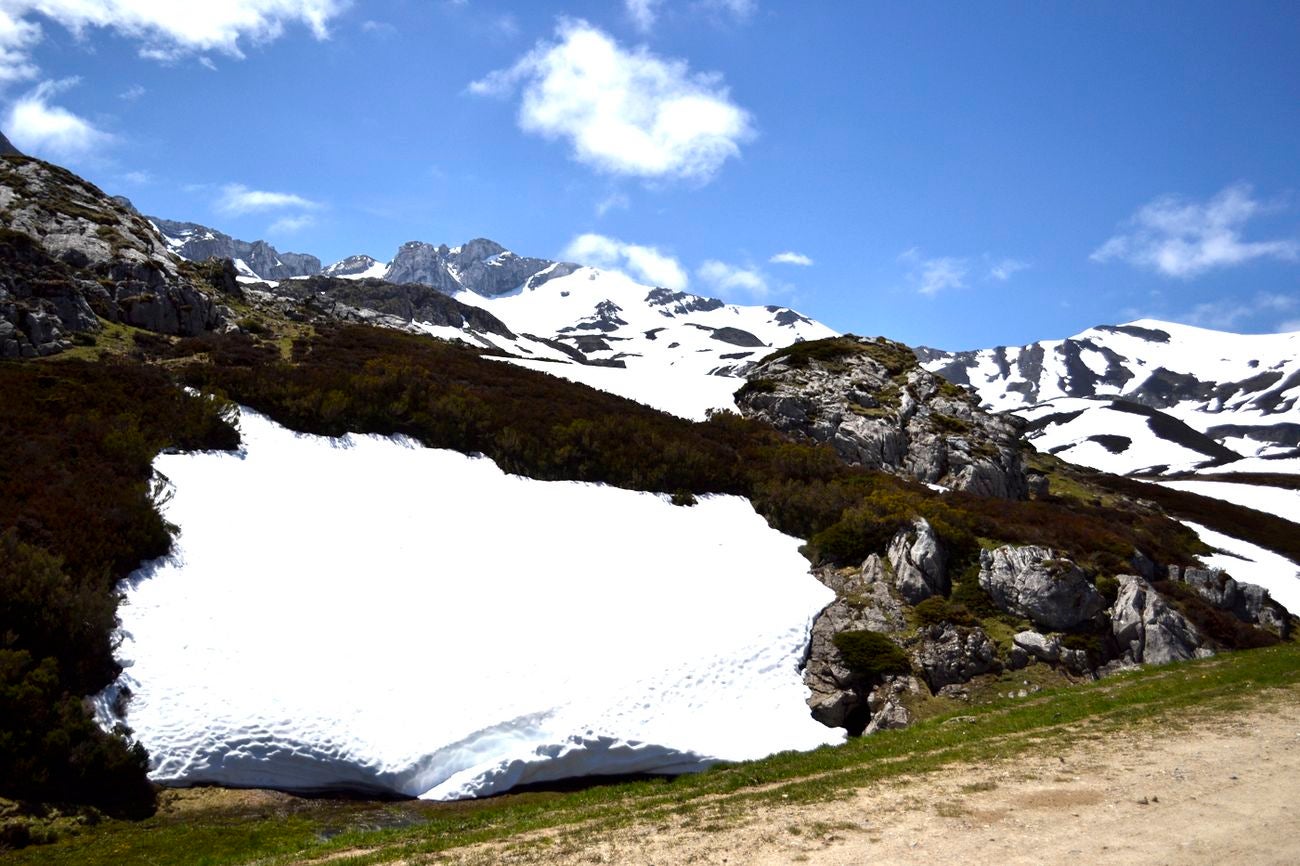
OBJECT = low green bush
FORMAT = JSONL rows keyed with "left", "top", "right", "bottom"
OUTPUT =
{"left": 831, "top": 630, "right": 912, "bottom": 679}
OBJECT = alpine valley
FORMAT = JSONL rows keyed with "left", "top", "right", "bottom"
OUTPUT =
{"left": 2, "top": 145, "right": 1298, "bottom": 842}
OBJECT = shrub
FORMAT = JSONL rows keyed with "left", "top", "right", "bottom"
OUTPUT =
{"left": 913, "top": 596, "right": 979, "bottom": 628}
{"left": 832, "top": 630, "right": 912, "bottom": 679}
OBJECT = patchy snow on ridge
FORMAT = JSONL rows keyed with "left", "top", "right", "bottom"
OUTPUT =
{"left": 1181, "top": 521, "right": 1300, "bottom": 615}
{"left": 101, "top": 409, "right": 840, "bottom": 799}
{"left": 1159, "top": 480, "right": 1300, "bottom": 525}
{"left": 495, "top": 357, "right": 743, "bottom": 421}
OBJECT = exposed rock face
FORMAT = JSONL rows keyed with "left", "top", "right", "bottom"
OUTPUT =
{"left": 0, "top": 155, "right": 226, "bottom": 356}
{"left": 1, "top": 130, "right": 22, "bottom": 156}
{"left": 737, "top": 337, "right": 1029, "bottom": 498}
{"left": 803, "top": 556, "right": 907, "bottom": 729}
{"left": 1012, "top": 631, "right": 1091, "bottom": 673}
{"left": 979, "top": 546, "right": 1105, "bottom": 631}
{"left": 863, "top": 675, "right": 917, "bottom": 735}
{"left": 1111, "top": 575, "right": 1206, "bottom": 665}
{"left": 151, "top": 217, "right": 321, "bottom": 280}
{"left": 268, "top": 276, "right": 514, "bottom": 337}
{"left": 886, "top": 517, "right": 948, "bottom": 604}
{"left": 1170, "top": 566, "right": 1292, "bottom": 639}
{"left": 385, "top": 238, "right": 577, "bottom": 297}
{"left": 912, "top": 624, "right": 1001, "bottom": 692}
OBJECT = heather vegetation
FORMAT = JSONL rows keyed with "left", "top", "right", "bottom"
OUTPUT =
{"left": 0, "top": 359, "right": 238, "bottom": 816}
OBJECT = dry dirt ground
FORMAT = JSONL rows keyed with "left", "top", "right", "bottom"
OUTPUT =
{"left": 407, "top": 693, "right": 1300, "bottom": 866}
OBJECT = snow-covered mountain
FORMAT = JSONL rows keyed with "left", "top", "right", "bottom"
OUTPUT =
{"left": 918, "top": 320, "right": 1300, "bottom": 476}
{"left": 150, "top": 217, "right": 321, "bottom": 281}
{"left": 321, "top": 254, "right": 388, "bottom": 280}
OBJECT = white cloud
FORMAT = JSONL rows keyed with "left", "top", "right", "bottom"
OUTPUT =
{"left": 562, "top": 232, "right": 688, "bottom": 290}
{"left": 0, "top": 10, "right": 41, "bottom": 85}
{"left": 595, "top": 191, "right": 630, "bottom": 217}
{"left": 916, "top": 257, "right": 967, "bottom": 296}
{"left": 1092, "top": 183, "right": 1300, "bottom": 278}
{"left": 1278, "top": 319, "right": 1300, "bottom": 334}
{"left": 470, "top": 19, "right": 753, "bottom": 183}
{"left": 360, "top": 20, "right": 396, "bottom": 38}
{"left": 697, "top": 259, "right": 768, "bottom": 298}
{"left": 989, "top": 257, "right": 1029, "bottom": 280}
{"left": 217, "top": 183, "right": 319, "bottom": 215}
{"left": 0, "top": 1, "right": 347, "bottom": 83}
{"left": 118, "top": 83, "right": 146, "bottom": 101}
{"left": 626, "top": 0, "right": 663, "bottom": 33}
{"left": 121, "top": 169, "right": 151, "bottom": 184}
{"left": 3, "top": 78, "right": 111, "bottom": 158}
{"left": 769, "top": 251, "right": 812, "bottom": 266}
{"left": 269, "top": 213, "right": 316, "bottom": 234}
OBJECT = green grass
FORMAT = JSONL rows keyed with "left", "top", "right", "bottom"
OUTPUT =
{"left": 13, "top": 642, "right": 1300, "bottom": 866}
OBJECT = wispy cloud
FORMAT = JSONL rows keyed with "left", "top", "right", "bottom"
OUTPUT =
{"left": 626, "top": 0, "right": 664, "bottom": 33}
{"left": 697, "top": 259, "right": 768, "bottom": 298}
{"left": 769, "top": 251, "right": 812, "bottom": 266}
{"left": 595, "top": 191, "right": 630, "bottom": 217}
{"left": 217, "top": 183, "right": 319, "bottom": 215}
{"left": 1278, "top": 319, "right": 1300, "bottom": 334}
{"left": 562, "top": 233, "right": 688, "bottom": 290}
{"left": 1092, "top": 183, "right": 1299, "bottom": 278}
{"left": 1121, "top": 292, "right": 1298, "bottom": 332}
{"left": 118, "top": 83, "right": 146, "bottom": 101}
{"left": 269, "top": 214, "right": 317, "bottom": 234}
{"left": 988, "top": 257, "right": 1029, "bottom": 281}
{"left": 360, "top": 20, "right": 397, "bottom": 39}
{"left": 899, "top": 248, "right": 968, "bottom": 296}
{"left": 3, "top": 78, "right": 111, "bottom": 158}
{"left": 470, "top": 19, "right": 753, "bottom": 183}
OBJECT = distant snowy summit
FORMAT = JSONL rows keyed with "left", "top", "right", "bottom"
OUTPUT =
{"left": 146, "top": 219, "right": 838, "bottom": 418}
{"left": 919, "top": 319, "right": 1300, "bottom": 476}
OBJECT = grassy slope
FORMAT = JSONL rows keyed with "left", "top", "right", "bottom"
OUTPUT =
{"left": 13, "top": 642, "right": 1300, "bottom": 866}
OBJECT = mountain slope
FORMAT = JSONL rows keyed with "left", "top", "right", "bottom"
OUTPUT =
{"left": 918, "top": 319, "right": 1300, "bottom": 475}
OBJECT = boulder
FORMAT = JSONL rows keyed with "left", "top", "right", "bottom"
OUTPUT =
{"left": 1111, "top": 575, "right": 1206, "bottom": 665}
{"left": 1012, "top": 630, "right": 1090, "bottom": 673}
{"left": 979, "top": 546, "right": 1106, "bottom": 631}
{"left": 886, "top": 517, "right": 948, "bottom": 604}
{"left": 863, "top": 675, "right": 917, "bottom": 735}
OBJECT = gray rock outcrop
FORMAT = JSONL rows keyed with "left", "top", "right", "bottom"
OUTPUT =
{"left": 737, "top": 336, "right": 1029, "bottom": 497}
{"left": 979, "top": 546, "right": 1105, "bottom": 630}
{"left": 0, "top": 130, "right": 21, "bottom": 157}
{"left": 1, "top": 154, "right": 227, "bottom": 356}
{"left": 268, "top": 276, "right": 515, "bottom": 337}
{"left": 1111, "top": 575, "right": 1206, "bottom": 665}
{"left": 912, "top": 624, "right": 1001, "bottom": 691}
{"left": 1170, "top": 566, "right": 1291, "bottom": 638}
{"left": 803, "top": 556, "right": 907, "bottom": 729}
{"left": 886, "top": 517, "right": 948, "bottom": 604}
{"left": 1012, "top": 631, "right": 1091, "bottom": 673}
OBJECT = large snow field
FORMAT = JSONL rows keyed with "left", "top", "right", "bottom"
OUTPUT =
{"left": 103, "top": 409, "right": 841, "bottom": 799}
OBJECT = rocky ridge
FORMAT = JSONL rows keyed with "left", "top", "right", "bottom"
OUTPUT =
{"left": 737, "top": 336, "right": 1030, "bottom": 498}
{"left": 150, "top": 216, "right": 321, "bottom": 281}
{"left": 384, "top": 238, "right": 578, "bottom": 297}
{"left": 917, "top": 320, "right": 1300, "bottom": 474}
{"left": 0, "top": 154, "right": 231, "bottom": 357}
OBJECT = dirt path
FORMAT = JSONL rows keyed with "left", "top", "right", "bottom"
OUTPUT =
{"left": 425, "top": 693, "right": 1300, "bottom": 866}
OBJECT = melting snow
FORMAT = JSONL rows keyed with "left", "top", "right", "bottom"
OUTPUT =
{"left": 101, "top": 409, "right": 840, "bottom": 799}
{"left": 1181, "top": 521, "right": 1300, "bottom": 615}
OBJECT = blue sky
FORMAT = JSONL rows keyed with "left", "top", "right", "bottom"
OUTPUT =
{"left": 2, "top": 1, "right": 1298, "bottom": 349}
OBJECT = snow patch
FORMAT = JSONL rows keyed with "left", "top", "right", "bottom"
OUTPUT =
{"left": 102, "top": 409, "right": 840, "bottom": 800}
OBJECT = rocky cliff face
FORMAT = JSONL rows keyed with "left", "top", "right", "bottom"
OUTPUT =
{"left": 0, "top": 155, "right": 228, "bottom": 357}
{"left": 737, "top": 336, "right": 1030, "bottom": 498}
{"left": 384, "top": 238, "right": 577, "bottom": 297}
{"left": 802, "top": 532, "right": 1294, "bottom": 735}
{"left": 150, "top": 217, "right": 321, "bottom": 281}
